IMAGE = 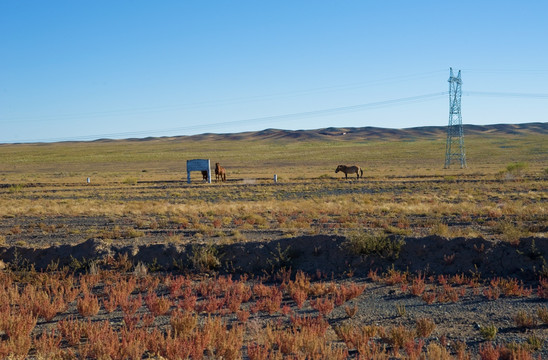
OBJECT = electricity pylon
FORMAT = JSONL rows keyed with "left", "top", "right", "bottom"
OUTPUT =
{"left": 444, "top": 67, "right": 466, "bottom": 168}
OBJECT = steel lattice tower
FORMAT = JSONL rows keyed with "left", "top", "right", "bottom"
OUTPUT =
{"left": 444, "top": 67, "right": 466, "bottom": 168}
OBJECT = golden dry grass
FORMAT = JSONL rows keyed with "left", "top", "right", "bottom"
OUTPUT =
{"left": 0, "top": 125, "right": 545, "bottom": 246}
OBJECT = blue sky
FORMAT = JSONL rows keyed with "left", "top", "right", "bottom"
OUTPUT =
{"left": 1, "top": 1, "right": 547, "bottom": 143}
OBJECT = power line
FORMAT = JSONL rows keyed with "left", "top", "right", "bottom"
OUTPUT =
{"left": 3, "top": 69, "right": 544, "bottom": 126}
{"left": 7, "top": 88, "right": 548, "bottom": 143}
{"left": 10, "top": 92, "right": 448, "bottom": 143}
{"left": 464, "top": 91, "right": 548, "bottom": 99}
{"left": 0, "top": 70, "right": 447, "bottom": 124}
{"left": 461, "top": 68, "right": 548, "bottom": 74}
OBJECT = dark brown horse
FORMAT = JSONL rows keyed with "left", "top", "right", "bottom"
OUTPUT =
{"left": 201, "top": 170, "right": 208, "bottom": 181}
{"left": 215, "top": 163, "right": 226, "bottom": 182}
{"left": 335, "top": 165, "right": 363, "bottom": 179}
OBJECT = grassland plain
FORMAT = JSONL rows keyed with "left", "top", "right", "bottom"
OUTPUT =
{"left": 0, "top": 123, "right": 546, "bottom": 358}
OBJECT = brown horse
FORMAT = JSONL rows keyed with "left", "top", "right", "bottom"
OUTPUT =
{"left": 201, "top": 170, "right": 208, "bottom": 181}
{"left": 215, "top": 163, "right": 226, "bottom": 182}
{"left": 335, "top": 165, "right": 363, "bottom": 179}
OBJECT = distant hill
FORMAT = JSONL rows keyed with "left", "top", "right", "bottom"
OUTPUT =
{"left": 79, "top": 122, "right": 548, "bottom": 144}
{"left": 181, "top": 122, "right": 547, "bottom": 142}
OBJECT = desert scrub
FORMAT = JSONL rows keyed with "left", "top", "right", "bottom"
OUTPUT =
{"left": 8, "top": 184, "right": 25, "bottom": 193}
{"left": 537, "top": 306, "right": 548, "bottom": 324}
{"left": 190, "top": 244, "right": 221, "bottom": 272}
{"left": 503, "top": 162, "right": 529, "bottom": 179}
{"left": 514, "top": 310, "right": 536, "bottom": 329}
{"left": 429, "top": 222, "right": 450, "bottom": 237}
{"left": 267, "top": 243, "right": 297, "bottom": 271}
{"left": 229, "top": 230, "right": 246, "bottom": 243}
{"left": 98, "top": 226, "right": 144, "bottom": 239}
{"left": 345, "top": 231, "right": 404, "bottom": 260}
{"left": 479, "top": 324, "right": 498, "bottom": 341}
{"left": 124, "top": 228, "right": 145, "bottom": 239}
{"left": 416, "top": 317, "right": 436, "bottom": 338}
{"left": 495, "top": 221, "right": 526, "bottom": 244}
{"left": 122, "top": 177, "right": 138, "bottom": 185}
{"left": 242, "top": 213, "right": 268, "bottom": 227}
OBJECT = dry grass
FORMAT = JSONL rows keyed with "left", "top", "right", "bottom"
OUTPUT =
{"left": 0, "top": 178, "right": 545, "bottom": 247}
{"left": 0, "top": 125, "right": 546, "bottom": 183}
{"left": 1, "top": 127, "right": 545, "bottom": 244}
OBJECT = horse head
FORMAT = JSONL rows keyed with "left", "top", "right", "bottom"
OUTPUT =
{"left": 335, "top": 165, "right": 344, "bottom": 173}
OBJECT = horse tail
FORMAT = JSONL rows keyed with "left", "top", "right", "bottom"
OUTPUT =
{"left": 360, "top": 168, "right": 363, "bottom": 178}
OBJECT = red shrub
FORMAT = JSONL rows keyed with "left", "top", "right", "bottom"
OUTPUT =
{"left": 77, "top": 293, "right": 100, "bottom": 317}
{"left": 290, "top": 314, "right": 329, "bottom": 336}
{"left": 253, "top": 283, "right": 272, "bottom": 298}
{"left": 384, "top": 268, "right": 407, "bottom": 285}
{"left": 81, "top": 321, "right": 120, "bottom": 359}
{"left": 237, "top": 309, "right": 250, "bottom": 323}
{"left": 2, "top": 307, "right": 37, "bottom": 340}
{"left": 421, "top": 292, "right": 436, "bottom": 304}
{"left": 103, "top": 294, "right": 118, "bottom": 313}
{"left": 31, "top": 290, "right": 66, "bottom": 321}
{"left": 247, "top": 342, "right": 270, "bottom": 360}
{"left": 251, "top": 288, "right": 282, "bottom": 314}
{"left": 483, "top": 286, "right": 501, "bottom": 301}
{"left": 479, "top": 342, "right": 500, "bottom": 360}
{"left": 538, "top": 277, "right": 548, "bottom": 299}
{"left": 451, "top": 273, "right": 468, "bottom": 285}
{"left": 368, "top": 269, "right": 381, "bottom": 282}
{"left": 345, "top": 304, "right": 358, "bottom": 318}
{"left": 33, "top": 329, "right": 62, "bottom": 359}
{"left": 291, "top": 288, "right": 308, "bottom": 308}
{"left": 404, "top": 339, "right": 424, "bottom": 360}
{"left": 177, "top": 290, "right": 197, "bottom": 312}
{"left": 310, "top": 296, "right": 335, "bottom": 316}
{"left": 120, "top": 294, "right": 143, "bottom": 316}
{"left": 138, "top": 275, "right": 160, "bottom": 293}
{"left": 410, "top": 274, "right": 426, "bottom": 296}
{"left": 120, "top": 327, "right": 147, "bottom": 360}
{"left": 145, "top": 292, "right": 172, "bottom": 316}
{"left": 166, "top": 275, "right": 190, "bottom": 298}
{"left": 57, "top": 316, "right": 84, "bottom": 346}
{"left": 341, "top": 282, "right": 366, "bottom": 302}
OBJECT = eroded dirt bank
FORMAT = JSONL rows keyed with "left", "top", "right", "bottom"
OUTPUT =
{"left": 1, "top": 235, "right": 546, "bottom": 281}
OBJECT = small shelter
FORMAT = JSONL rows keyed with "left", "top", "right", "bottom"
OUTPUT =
{"left": 186, "top": 159, "right": 211, "bottom": 183}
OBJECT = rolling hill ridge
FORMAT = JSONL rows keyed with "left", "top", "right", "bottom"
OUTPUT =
{"left": 132, "top": 122, "right": 548, "bottom": 143}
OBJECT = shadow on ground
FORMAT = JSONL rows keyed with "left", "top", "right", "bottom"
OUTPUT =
{"left": 0, "top": 235, "right": 546, "bottom": 281}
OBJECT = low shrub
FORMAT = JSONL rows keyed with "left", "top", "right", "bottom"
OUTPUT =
{"left": 514, "top": 310, "right": 536, "bottom": 329}
{"left": 415, "top": 317, "right": 436, "bottom": 338}
{"left": 479, "top": 324, "right": 498, "bottom": 341}
{"left": 190, "top": 244, "right": 221, "bottom": 272}
{"left": 345, "top": 231, "right": 404, "bottom": 260}
{"left": 537, "top": 306, "right": 548, "bottom": 324}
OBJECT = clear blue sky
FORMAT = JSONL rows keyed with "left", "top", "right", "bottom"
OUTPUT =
{"left": 1, "top": 1, "right": 547, "bottom": 143}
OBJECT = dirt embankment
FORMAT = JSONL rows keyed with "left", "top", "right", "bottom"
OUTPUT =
{"left": 1, "top": 235, "right": 546, "bottom": 281}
